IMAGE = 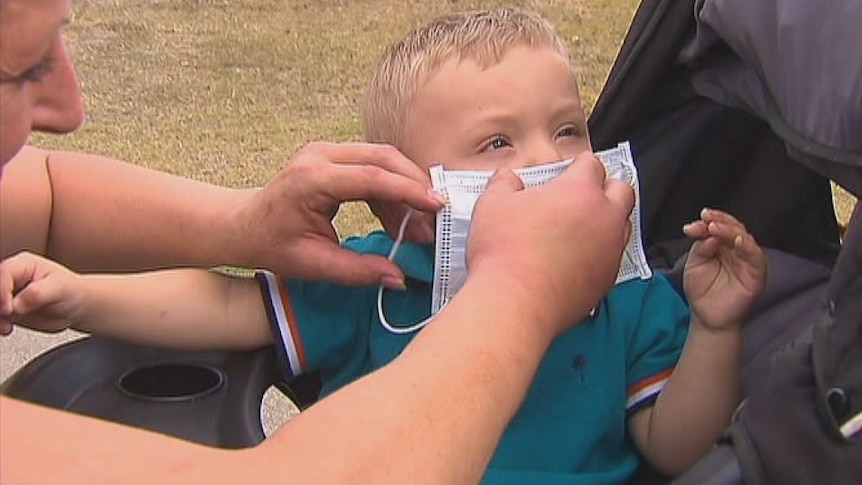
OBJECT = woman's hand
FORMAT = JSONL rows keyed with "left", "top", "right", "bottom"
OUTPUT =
{"left": 229, "top": 142, "right": 445, "bottom": 288}
{"left": 467, "top": 151, "right": 634, "bottom": 336}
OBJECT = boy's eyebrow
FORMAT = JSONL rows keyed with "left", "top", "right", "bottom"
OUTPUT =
{"left": 462, "top": 111, "right": 521, "bottom": 138}
{"left": 548, "top": 101, "right": 588, "bottom": 128}
{"left": 551, "top": 98, "right": 586, "bottom": 116}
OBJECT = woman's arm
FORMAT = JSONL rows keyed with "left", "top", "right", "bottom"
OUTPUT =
{"left": 0, "top": 276, "right": 571, "bottom": 484}
{"left": 0, "top": 156, "right": 635, "bottom": 485}
{"left": 0, "top": 143, "right": 444, "bottom": 286}
{"left": 0, "top": 253, "right": 607, "bottom": 485}
{"left": 0, "top": 145, "right": 252, "bottom": 269}
{"left": 0, "top": 146, "right": 53, "bottom": 259}
{"left": 246, "top": 266, "right": 570, "bottom": 484}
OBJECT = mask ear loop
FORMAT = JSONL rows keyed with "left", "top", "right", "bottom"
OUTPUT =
{"left": 378, "top": 210, "right": 436, "bottom": 334}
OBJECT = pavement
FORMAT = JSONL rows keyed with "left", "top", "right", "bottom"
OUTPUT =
{"left": 0, "top": 328, "right": 298, "bottom": 438}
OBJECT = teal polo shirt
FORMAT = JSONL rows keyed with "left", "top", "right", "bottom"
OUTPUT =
{"left": 257, "top": 232, "right": 690, "bottom": 485}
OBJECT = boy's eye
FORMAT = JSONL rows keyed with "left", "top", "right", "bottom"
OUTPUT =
{"left": 16, "top": 56, "right": 56, "bottom": 84}
{"left": 482, "top": 136, "right": 512, "bottom": 152}
{"left": 556, "top": 126, "right": 579, "bottom": 139}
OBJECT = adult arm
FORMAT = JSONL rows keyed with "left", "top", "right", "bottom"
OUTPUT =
{"left": 0, "top": 272, "right": 584, "bottom": 484}
{"left": 0, "top": 143, "right": 443, "bottom": 286}
{"left": 0, "top": 154, "right": 635, "bottom": 485}
{"left": 0, "top": 274, "right": 582, "bottom": 484}
{"left": 250, "top": 162, "right": 636, "bottom": 484}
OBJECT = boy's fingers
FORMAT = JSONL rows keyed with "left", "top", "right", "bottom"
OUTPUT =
{"left": 734, "top": 233, "right": 765, "bottom": 265}
{"left": 12, "top": 281, "right": 50, "bottom": 315}
{"left": 706, "top": 221, "right": 751, "bottom": 246}
{"left": 690, "top": 236, "right": 721, "bottom": 260}
{"left": 0, "top": 253, "right": 38, "bottom": 314}
{"left": 0, "top": 268, "right": 13, "bottom": 315}
{"left": 702, "top": 208, "right": 747, "bottom": 232}
{"left": 683, "top": 220, "right": 709, "bottom": 239}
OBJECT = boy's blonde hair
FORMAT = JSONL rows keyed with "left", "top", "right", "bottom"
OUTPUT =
{"left": 363, "top": 8, "right": 573, "bottom": 148}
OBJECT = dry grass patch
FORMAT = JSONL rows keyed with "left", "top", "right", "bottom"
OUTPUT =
{"left": 34, "top": 0, "right": 854, "bottom": 236}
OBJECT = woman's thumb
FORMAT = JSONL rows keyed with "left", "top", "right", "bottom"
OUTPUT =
{"left": 483, "top": 169, "right": 524, "bottom": 195}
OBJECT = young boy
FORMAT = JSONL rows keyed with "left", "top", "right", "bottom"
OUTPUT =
{"left": 0, "top": 8, "right": 766, "bottom": 483}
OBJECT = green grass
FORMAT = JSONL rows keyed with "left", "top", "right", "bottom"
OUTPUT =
{"left": 33, "top": 0, "right": 854, "bottom": 236}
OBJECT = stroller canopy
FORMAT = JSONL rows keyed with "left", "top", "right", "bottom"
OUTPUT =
{"left": 682, "top": 0, "right": 862, "bottom": 192}
{"left": 589, "top": 0, "right": 861, "bottom": 269}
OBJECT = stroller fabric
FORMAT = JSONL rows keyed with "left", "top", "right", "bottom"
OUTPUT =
{"left": 729, "top": 218, "right": 862, "bottom": 485}
{"left": 591, "top": 0, "right": 862, "bottom": 483}
{"left": 682, "top": 0, "right": 862, "bottom": 198}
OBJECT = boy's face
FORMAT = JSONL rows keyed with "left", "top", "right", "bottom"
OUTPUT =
{"left": 400, "top": 44, "right": 591, "bottom": 173}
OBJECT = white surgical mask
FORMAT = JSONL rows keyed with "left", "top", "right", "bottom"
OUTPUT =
{"left": 377, "top": 141, "right": 652, "bottom": 334}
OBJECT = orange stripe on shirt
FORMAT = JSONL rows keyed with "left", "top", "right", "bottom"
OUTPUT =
{"left": 628, "top": 368, "right": 674, "bottom": 396}
{"left": 277, "top": 278, "right": 307, "bottom": 372}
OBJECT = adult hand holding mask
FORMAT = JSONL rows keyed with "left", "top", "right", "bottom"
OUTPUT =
{"left": 375, "top": 145, "right": 642, "bottom": 334}
{"left": 432, "top": 142, "right": 649, "bottom": 314}
{"left": 467, "top": 151, "right": 635, "bottom": 334}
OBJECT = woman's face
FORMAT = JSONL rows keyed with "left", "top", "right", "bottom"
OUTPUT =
{"left": 0, "top": 0, "right": 82, "bottom": 168}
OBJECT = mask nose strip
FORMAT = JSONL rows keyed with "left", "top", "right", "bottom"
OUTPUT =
{"left": 378, "top": 210, "right": 435, "bottom": 334}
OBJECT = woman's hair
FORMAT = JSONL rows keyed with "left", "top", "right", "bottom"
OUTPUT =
{"left": 362, "top": 8, "right": 573, "bottom": 148}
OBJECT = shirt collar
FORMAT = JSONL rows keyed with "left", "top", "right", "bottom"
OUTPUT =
{"left": 392, "top": 242, "right": 434, "bottom": 284}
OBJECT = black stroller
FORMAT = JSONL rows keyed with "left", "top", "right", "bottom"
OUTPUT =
{"left": 4, "top": 0, "right": 861, "bottom": 482}
{"left": 588, "top": 0, "right": 862, "bottom": 483}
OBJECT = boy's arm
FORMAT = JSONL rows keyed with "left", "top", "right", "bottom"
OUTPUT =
{"left": 630, "top": 209, "right": 765, "bottom": 476}
{"left": 1, "top": 252, "right": 272, "bottom": 350}
{"left": 628, "top": 323, "right": 742, "bottom": 476}
{"left": 75, "top": 269, "right": 273, "bottom": 351}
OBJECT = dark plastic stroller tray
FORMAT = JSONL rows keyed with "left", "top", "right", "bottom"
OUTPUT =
{"left": 1, "top": 336, "right": 278, "bottom": 449}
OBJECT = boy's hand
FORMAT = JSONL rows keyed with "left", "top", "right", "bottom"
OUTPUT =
{"left": 0, "top": 252, "right": 86, "bottom": 336}
{"left": 683, "top": 209, "right": 766, "bottom": 330}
